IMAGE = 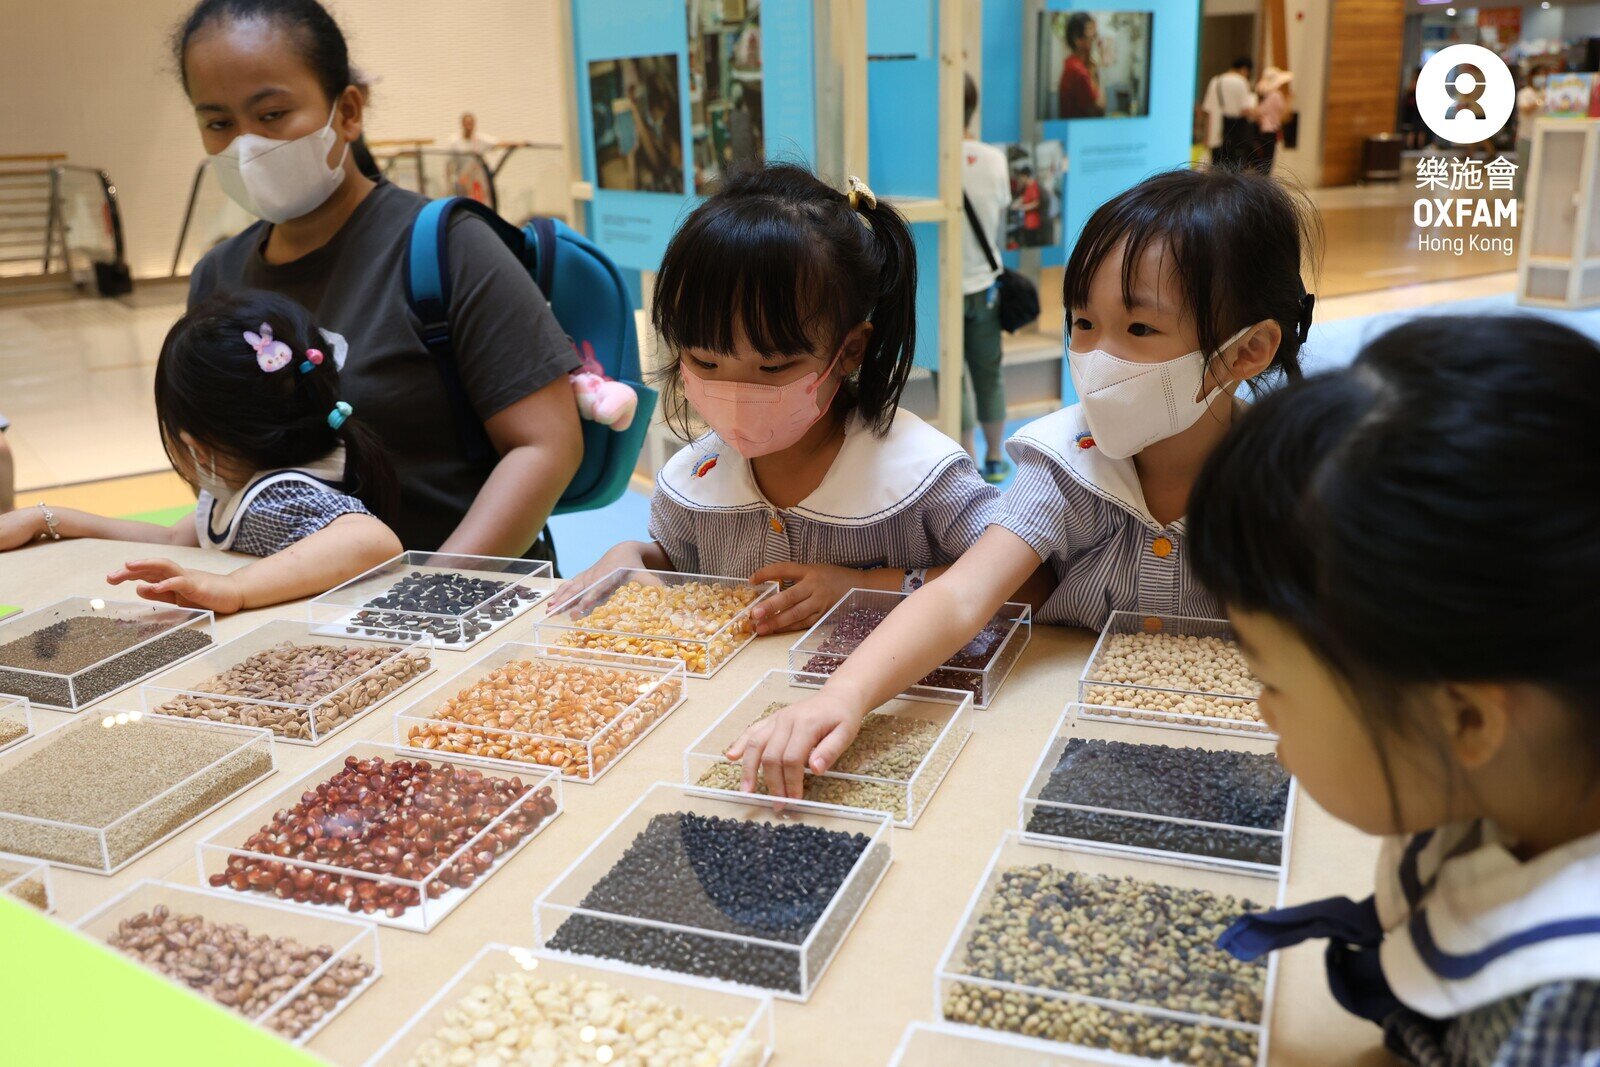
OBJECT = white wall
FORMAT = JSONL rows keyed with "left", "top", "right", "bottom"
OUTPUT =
{"left": 0, "top": 0, "right": 570, "bottom": 279}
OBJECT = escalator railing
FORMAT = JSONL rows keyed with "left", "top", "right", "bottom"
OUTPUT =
{"left": 0, "top": 155, "right": 131, "bottom": 296}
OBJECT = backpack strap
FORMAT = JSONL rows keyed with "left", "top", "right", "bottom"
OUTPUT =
{"left": 404, "top": 197, "right": 536, "bottom": 466}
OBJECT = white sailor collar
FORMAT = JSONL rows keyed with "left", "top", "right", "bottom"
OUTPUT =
{"left": 1371, "top": 820, "right": 1600, "bottom": 1017}
{"left": 195, "top": 447, "right": 349, "bottom": 552}
{"left": 656, "top": 409, "right": 970, "bottom": 524}
{"left": 1010, "top": 404, "right": 1162, "bottom": 529}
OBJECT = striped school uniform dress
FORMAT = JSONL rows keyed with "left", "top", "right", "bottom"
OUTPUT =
{"left": 194, "top": 448, "right": 372, "bottom": 558}
{"left": 648, "top": 409, "right": 999, "bottom": 579}
{"left": 991, "top": 404, "right": 1224, "bottom": 629}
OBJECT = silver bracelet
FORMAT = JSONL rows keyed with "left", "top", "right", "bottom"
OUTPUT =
{"left": 36, "top": 503, "right": 60, "bottom": 542}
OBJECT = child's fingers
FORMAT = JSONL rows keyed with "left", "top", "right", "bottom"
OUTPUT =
{"left": 758, "top": 718, "right": 794, "bottom": 799}
{"left": 752, "top": 584, "right": 810, "bottom": 633}
{"left": 750, "top": 562, "right": 805, "bottom": 587}
{"left": 740, "top": 719, "right": 778, "bottom": 793}
{"left": 810, "top": 722, "right": 857, "bottom": 776}
{"left": 758, "top": 589, "right": 819, "bottom": 635}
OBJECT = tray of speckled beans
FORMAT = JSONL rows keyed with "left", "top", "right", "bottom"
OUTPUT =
{"left": 1078, "top": 612, "right": 1269, "bottom": 734}
{"left": 1021, "top": 704, "right": 1295, "bottom": 871}
{"left": 937, "top": 833, "right": 1281, "bottom": 1067}
{"left": 788, "top": 589, "right": 1032, "bottom": 709}
{"left": 308, "top": 551, "right": 552, "bottom": 650}
{"left": 367, "top": 943, "right": 775, "bottom": 1067}
{"left": 199, "top": 742, "right": 561, "bottom": 932}
{"left": 538, "top": 569, "right": 777, "bottom": 678}
{"left": 536, "top": 783, "right": 893, "bottom": 1000}
{"left": 0, "top": 598, "right": 215, "bottom": 711}
{"left": 75, "top": 880, "right": 380, "bottom": 1047}
{"left": 393, "top": 642, "right": 687, "bottom": 783}
{"left": 139, "top": 619, "right": 434, "bottom": 745}
{"left": 684, "top": 669, "right": 974, "bottom": 827}
{"left": 0, "top": 850, "right": 54, "bottom": 912}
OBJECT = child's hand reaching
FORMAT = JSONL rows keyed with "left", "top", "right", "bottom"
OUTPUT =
{"left": 724, "top": 691, "right": 864, "bottom": 800}
{"left": 107, "top": 559, "right": 245, "bottom": 615}
{"left": 748, "top": 562, "right": 861, "bottom": 635}
{"left": 548, "top": 541, "right": 656, "bottom": 614}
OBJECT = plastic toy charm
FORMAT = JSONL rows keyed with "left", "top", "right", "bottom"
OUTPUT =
{"left": 245, "top": 323, "right": 293, "bottom": 373}
{"left": 569, "top": 340, "right": 638, "bottom": 431}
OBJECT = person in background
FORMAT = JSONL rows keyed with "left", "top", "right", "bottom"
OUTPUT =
{"left": 1251, "top": 67, "right": 1293, "bottom": 175}
{"left": 450, "top": 111, "right": 502, "bottom": 159}
{"left": 0, "top": 417, "right": 13, "bottom": 513}
{"left": 1202, "top": 56, "right": 1257, "bottom": 167}
{"left": 960, "top": 74, "right": 1012, "bottom": 484}
{"left": 175, "top": 0, "right": 582, "bottom": 566}
{"left": 1058, "top": 13, "right": 1105, "bottom": 119}
{"left": 1015, "top": 165, "right": 1043, "bottom": 247}
{"left": 1401, "top": 67, "right": 1426, "bottom": 151}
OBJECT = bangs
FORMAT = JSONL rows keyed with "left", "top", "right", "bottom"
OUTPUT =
{"left": 653, "top": 198, "right": 842, "bottom": 359}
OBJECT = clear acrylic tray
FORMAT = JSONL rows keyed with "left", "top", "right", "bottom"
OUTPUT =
{"left": 787, "top": 590, "right": 1031, "bottom": 709}
{"left": 0, "top": 598, "right": 215, "bottom": 711}
{"left": 393, "top": 642, "right": 686, "bottom": 783}
{"left": 308, "top": 551, "right": 553, "bottom": 650}
{"left": 0, "top": 711, "right": 275, "bottom": 873}
{"left": 140, "top": 618, "right": 435, "bottom": 746}
{"left": 1020, "top": 705, "right": 1296, "bottom": 873}
{"left": 1079, "top": 612, "right": 1269, "bottom": 735}
{"left": 891, "top": 1021, "right": 1141, "bottom": 1066}
{"left": 683, "top": 669, "right": 972, "bottom": 827}
{"left": 935, "top": 833, "right": 1283, "bottom": 1066}
{"left": 364, "top": 943, "right": 775, "bottom": 1067}
{"left": 0, "top": 850, "right": 54, "bottom": 912}
{"left": 539, "top": 569, "right": 777, "bottom": 678}
{"left": 0, "top": 695, "right": 33, "bottom": 756}
{"left": 198, "top": 741, "right": 562, "bottom": 932}
{"left": 75, "top": 879, "right": 380, "bottom": 1047}
{"left": 534, "top": 783, "right": 893, "bottom": 1001}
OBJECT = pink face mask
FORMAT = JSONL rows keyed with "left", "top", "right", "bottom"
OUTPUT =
{"left": 680, "top": 347, "right": 846, "bottom": 458}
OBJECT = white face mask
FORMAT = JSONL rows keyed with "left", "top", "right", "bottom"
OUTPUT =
{"left": 209, "top": 103, "right": 350, "bottom": 224}
{"left": 1067, "top": 326, "right": 1250, "bottom": 459}
{"left": 187, "top": 443, "right": 230, "bottom": 501}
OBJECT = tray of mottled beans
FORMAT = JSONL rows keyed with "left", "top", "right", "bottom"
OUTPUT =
{"left": 538, "top": 569, "right": 776, "bottom": 678}
{"left": 393, "top": 642, "right": 687, "bottom": 783}
{"left": 1079, "top": 612, "right": 1270, "bottom": 735}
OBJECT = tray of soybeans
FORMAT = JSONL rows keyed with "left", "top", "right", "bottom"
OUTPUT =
{"left": 1079, "top": 613, "right": 1270, "bottom": 736}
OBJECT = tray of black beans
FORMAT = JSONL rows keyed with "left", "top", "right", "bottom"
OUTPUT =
{"left": 345, "top": 572, "right": 540, "bottom": 645}
{"left": 1026, "top": 738, "right": 1290, "bottom": 866}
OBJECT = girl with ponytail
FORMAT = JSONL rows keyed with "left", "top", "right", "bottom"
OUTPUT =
{"left": 553, "top": 163, "right": 999, "bottom": 634}
{"left": 0, "top": 289, "right": 401, "bottom": 614}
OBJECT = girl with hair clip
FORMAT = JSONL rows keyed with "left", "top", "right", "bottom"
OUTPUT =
{"left": 0, "top": 290, "right": 401, "bottom": 614}
{"left": 554, "top": 164, "right": 1002, "bottom": 635}
{"left": 729, "top": 165, "right": 1319, "bottom": 799}
{"left": 1189, "top": 315, "right": 1600, "bottom": 1065}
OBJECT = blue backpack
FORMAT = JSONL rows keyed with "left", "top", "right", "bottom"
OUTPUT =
{"left": 404, "top": 197, "right": 656, "bottom": 515}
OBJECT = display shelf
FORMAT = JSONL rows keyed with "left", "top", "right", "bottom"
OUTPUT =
{"left": 0, "top": 850, "right": 54, "bottom": 912}
{"left": 365, "top": 943, "right": 775, "bottom": 1067}
{"left": 393, "top": 642, "right": 686, "bottom": 783}
{"left": 0, "top": 598, "right": 215, "bottom": 711}
{"left": 1019, "top": 705, "right": 1295, "bottom": 873}
{"left": 935, "top": 833, "right": 1282, "bottom": 1066}
{"left": 684, "top": 669, "right": 971, "bottom": 827}
{"left": 890, "top": 1021, "right": 1142, "bottom": 1066}
{"left": 539, "top": 569, "right": 776, "bottom": 678}
{"left": 1079, "top": 612, "right": 1269, "bottom": 736}
{"left": 198, "top": 742, "right": 562, "bottom": 932}
{"left": 75, "top": 880, "right": 380, "bottom": 1047}
{"left": 788, "top": 590, "right": 1030, "bottom": 709}
{"left": 535, "top": 783, "right": 892, "bottom": 1000}
{"left": 0, "top": 695, "right": 33, "bottom": 756}
{"left": 308, "top": 551, "right": 553, "bottom": 650}
{"left": 0, "top": 712, "right": 274, "bottom": 874}
{"left": 139, "top": 619, "right": 434, "bottom": 746}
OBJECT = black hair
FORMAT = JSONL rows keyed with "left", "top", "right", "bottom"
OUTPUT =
{"left": 156, "top": 289, "right": 397, "bottom": 522}
{"left": 173, "top": 0, "right": 353, "bottom": 104}
{"left": 651, "top": 163, "right": 918, "bottom": 439}
{"left": 1232, "top": 55, "right": 1254, "bottom": 73}
{"left": 1064, "top": 165, "right": 1319, "bottom": 385}
{"left": 1190, "top": 315, "right": 1600, "bottom": 807}
{"left": 1066, "top": 12, "right": 1095, "bottom": 48}
{"left": 964, "top": 73, "right": 979, "bottom": 128}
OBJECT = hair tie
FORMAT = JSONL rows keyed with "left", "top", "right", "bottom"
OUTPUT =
{"left": 327, "top": 401, "right": 353, "bottom": 430}
{"left": 298, "top": 348, "right": 325, "bottom": 374}
{"left": 244, "top": 322, "right": 293, "bottom": 373}
{"left": 846, "top": 175, "right": 877, "bottom": 212}
{"left": 1296, "top": 293, "right": 1316, "bottom": 344}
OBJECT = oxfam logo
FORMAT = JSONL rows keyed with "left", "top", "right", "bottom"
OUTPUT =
{"left": 1417, "top": 45, "right": 1514, "bottom": 144}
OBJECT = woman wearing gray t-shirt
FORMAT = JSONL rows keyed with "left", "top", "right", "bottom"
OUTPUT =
{"left": 175, "top": 0, "right": 583, "bottom": 564}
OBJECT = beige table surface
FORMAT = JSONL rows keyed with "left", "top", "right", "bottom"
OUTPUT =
{"left": 1, "top": 539, "right": 1394, "bottom": 1066}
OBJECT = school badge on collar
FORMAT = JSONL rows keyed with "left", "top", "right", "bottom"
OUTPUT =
{"left": 693, "top": 453, "right": 719, "bottom": 478}
{"left": 1074, "top": 431, "right": 1096, "bottom": 450}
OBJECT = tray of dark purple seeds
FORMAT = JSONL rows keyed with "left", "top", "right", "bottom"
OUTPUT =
{"left": 1024, "top": 737, "right": 1291, "bottom": 867}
